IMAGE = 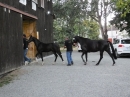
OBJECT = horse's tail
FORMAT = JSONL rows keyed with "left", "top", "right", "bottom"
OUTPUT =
{"left": 107, "top": 41, "right": 117, "bottom": 59}
{"left": 53, "top": 43, "right": 61, "bottom": 54}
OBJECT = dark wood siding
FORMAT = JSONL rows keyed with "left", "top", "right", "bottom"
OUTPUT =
{"left": 0, "top": 6, "right": 23, "bottom": 75}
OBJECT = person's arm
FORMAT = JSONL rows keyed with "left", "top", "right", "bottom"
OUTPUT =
{"left": 71, "top": 40, "right": 76, "bottom": 46}
{"left": 64, "top": 41, "right": 67, "bottom": 48}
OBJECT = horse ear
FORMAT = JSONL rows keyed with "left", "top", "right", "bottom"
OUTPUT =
{"left": 29, "top": 34, "right": 32, "bottom": 37}
{"left": 30, "top": 32, "right": 33, "bottom": 36}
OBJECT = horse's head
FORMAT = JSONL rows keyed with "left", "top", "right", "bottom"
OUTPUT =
{"left": 28, "top": 35, "right": 34, "bottom": 43}
{"left": 73, "top": 36, "right": 80, "bottom": 43}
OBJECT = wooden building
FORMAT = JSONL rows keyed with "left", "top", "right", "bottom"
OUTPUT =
{"left": 0, "top": 0, "right": 54, "bottom": 75}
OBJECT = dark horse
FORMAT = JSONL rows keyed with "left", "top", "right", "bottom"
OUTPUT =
{"left": 73, "top": 36, "right": 117, "bottom": 66}
{"left": 28, "top": 35, "right": 64, "bottom": 65}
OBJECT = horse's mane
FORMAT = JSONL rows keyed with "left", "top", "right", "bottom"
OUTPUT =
{"left": 77, "top": 36, "right": 90, "bottom": 40}
{"left": 32, "top": 36, "right": 55, "bottom": 44}
{"left": 32, "top": 36, "right": 41, "bottom": 43}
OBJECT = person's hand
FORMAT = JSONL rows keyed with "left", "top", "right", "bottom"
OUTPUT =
{"left": 63, "top": 46, "right": 66, "bottom": 50}
{"left": 73, "top": 43, "right": 76, "bottom": 46}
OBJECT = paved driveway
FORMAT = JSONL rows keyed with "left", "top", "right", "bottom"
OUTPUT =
{"left": 0, "top": 51, "right": 130, "bottom": 97}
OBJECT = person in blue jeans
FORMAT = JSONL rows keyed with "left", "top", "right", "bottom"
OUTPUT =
{"left": 23, "top": 34, "right": 31, "bottom": 65}
{"left": 64, "top": 37, "right": 74, "bottom": 66}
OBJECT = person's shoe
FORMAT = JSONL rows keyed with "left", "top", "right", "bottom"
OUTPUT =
{"left": 67, "top": 64, "right": 71, "bottom": 66}
{"left": 28, "top": 59, "right": 31, "bottom": 64}
{"left": 28, "top": 61, "right": 31, "bottom": 64}
{"left": 71, "top": 61, "right": 74, "bottom": 65}
{"left": 25, "top": 61, "right": 28, "bottom": 66}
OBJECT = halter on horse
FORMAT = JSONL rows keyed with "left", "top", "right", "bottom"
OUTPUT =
{"left": 28, "top": 35, "right": 64, "bottom": 65}
{"left": 73, "top": 36, "right": 117, "bottom": 66}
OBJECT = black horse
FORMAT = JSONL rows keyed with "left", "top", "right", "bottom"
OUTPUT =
{"left": 73, "top": 36, "right": 117, "bottom": 66}
{"left": 28, "top": 35, "right": 64, "bottom": 65}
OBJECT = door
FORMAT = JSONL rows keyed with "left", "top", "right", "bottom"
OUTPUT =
{"left": 23, "top": 20, "right": 37, "bottom": 58}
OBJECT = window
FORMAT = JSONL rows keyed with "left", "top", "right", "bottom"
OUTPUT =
{"left": 121, "top": 40, "right": 130, "bottom": 44}
{"left": 32, "top": 2, "right": 36, "bottom": 11}
{"left": 41, "top": 0, "right": 44, "bottom": 8}
{"left": 113, "top": 39, "right": 119, "bottom": 44}
{"left": 32, "top": 0, "right": 38, "bottom": 11}
{"left": 19, "top": 0, "right": 27, "bottom": 5}
{"left": 116, "top": 39, "right": 120, "bottom": 44}
{"left": 32, "top": 0, "right": 38, "bottom": 4}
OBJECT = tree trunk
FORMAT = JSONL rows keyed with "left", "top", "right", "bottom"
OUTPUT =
{"left": 98, "top": 19, "right": 105, "bottom": 39}
{"left": 104, "top": 29, "right": 108, "bottom": 40}
{"left": 104, "top": 2, "right": 108, "bottom": 41}
{"left": 100, "top": 26, "right": 104, "bottom": 39}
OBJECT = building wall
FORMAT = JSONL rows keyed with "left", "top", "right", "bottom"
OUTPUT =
{"left": 0, "top": 0, "right": 53, "bottom": 75}
{"left": 107, "top": 29, "right": 129, "bottom": 43}
{"left": 0, "top": 6, "right": 23, "bottom": 75}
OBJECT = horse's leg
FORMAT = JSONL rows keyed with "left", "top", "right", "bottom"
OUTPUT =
{"left": 35, "top": 53, "right": 39, "bottom": 62}
{"left": 57, "top": 51, "right": 64, "bottom": 61}
{"left": 81, "top": 52, "right": 86, "bottom": 65}
{"left": 105, "top": 49, "right": 115, "bottom": 66}
{"left": 57, "top": 51, "right": 64, "bottom": 64}
{"left": 84, "top": 52, "right": 88, "bottom": 65}
{"left": 52, "top": 52, "right": 58, "bottom": 65}
{"left": 40, "top": 53, "right": 44, "bottom": 65}
{"left": 96, "top": 51, "right": 104, "bottom": 65}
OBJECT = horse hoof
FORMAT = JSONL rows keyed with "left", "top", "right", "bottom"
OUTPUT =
{"left": 52, "top": 62, "right": 56, "bottom": 65}
{"left": 35, "top": 60, "right": 38, "bottom": 63}
{"left": 95, "top": 64, "right": 99, "bottom": 66}
{"left": 113, "top": 62, "right": 115, "bottom": 66}
{"left": 62, "top": 61, "right": 65, "bottom": 64}
{"left": 42, "top": 62, "right": 44, "bottom": 65}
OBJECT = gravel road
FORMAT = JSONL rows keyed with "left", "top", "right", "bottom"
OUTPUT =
{"left": 0, "top": 51, "right": 130, "bottom": 97}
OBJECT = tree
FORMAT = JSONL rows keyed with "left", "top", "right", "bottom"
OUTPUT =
{"left": 113, "top": 0, "right": 130, "bottom": 17}
{"left": 110, "top": 0, "right": 130, "bottom": 36}
{"left": 53, "top": 0, "right": 100, "bottom": 44}
{"left": 81, "top": 0, "right": 113, "bottom": 40}
{"left": 83, "top": 19, "right": 100, "bottom": 39}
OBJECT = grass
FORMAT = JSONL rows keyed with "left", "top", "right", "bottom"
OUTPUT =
{"left": 0, "top": 70, "right": 19, "bottom": 87}
{"left": 0, "top": 76, "right": 13, "bottom": 87}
